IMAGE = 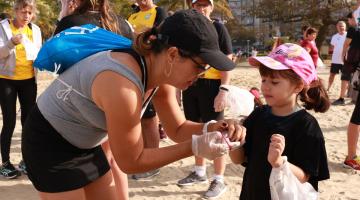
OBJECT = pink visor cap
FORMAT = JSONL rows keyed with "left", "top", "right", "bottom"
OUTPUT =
{"left": 249, "top": 43, "right": 317, "bottom": 85}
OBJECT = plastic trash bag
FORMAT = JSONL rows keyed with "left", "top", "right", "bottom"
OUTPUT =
{"left": 269, "top": 156, "right": 318, "bottom": 200}
{"left": 222, "top": 85, "right": 254, "bottom": 117}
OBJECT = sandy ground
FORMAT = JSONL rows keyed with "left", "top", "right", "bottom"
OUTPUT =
{"left": 0, "top": 61, "right": 359, "bottom": 200}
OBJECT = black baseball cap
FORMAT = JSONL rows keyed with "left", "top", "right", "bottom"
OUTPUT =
{"left": 159, "top": 9, "right": 234, "bottom": 71}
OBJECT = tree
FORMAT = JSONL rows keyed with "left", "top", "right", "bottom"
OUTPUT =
{"left": 243, "top": 0, "right": 354, "bottom": 49}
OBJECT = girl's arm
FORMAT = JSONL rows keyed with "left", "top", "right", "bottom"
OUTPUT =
{"left": 288, "top": 162, "right": 310, "bottom": 183}
{"left": 229, "top": 147, "right": 246, "bottom": 164}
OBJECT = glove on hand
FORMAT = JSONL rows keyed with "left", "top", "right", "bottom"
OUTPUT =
{"left": 192, "top": 131, "right": 229, "bottom": 160}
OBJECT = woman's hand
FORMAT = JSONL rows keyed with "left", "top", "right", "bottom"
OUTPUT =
{"left": 268, "top": 134, "right": 285, "bottom": 168}
{"left": 11, "top": 34, "right": 23, "bottom": 45}
{"left": 213, "top": 90, "right": 227, "bottom": 112}
{"left": 208, "top": 119, "right": 246, "bottom": 145}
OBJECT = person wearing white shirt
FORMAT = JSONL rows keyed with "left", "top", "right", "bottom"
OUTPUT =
{"left": 327, "top": 21, "right": 348, "bottom": 106}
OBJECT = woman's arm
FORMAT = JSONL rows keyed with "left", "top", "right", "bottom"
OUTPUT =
{"left": 92, "top": 71, "right": 194, "bottom": 174}
{"left": 152, "top": 84, "right": 204, "bottom": 142}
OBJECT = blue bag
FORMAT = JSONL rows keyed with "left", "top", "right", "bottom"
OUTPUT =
{"left": 34, "top": 24, "right": 132, "bottom": 74}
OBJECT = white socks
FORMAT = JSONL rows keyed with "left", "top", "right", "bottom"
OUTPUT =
{"left": 194, "top": 165, "right": 206, "bottom": 177}
{"left": 213, "top": 174, "right": 224, "bottom": 183}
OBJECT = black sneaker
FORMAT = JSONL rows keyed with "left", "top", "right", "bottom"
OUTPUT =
{"left": 177, "top": 171, "right": 208, "bottom": 186}
{"left": 18, "top": 160, "right": 27, "bottom": 175}
{"left": 331, "top": 98, "right": 345, "bottom": 106}
{"left": 0, "top": 161, "right": 20, "bottom": 179}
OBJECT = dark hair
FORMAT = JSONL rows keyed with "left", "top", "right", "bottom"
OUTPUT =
{"left": 301, "top": 25, "right": 309, "bottom": 32}
{"left": 347, "top": 12, "right": 353, "bottom": 19}
{"left": 133, "top": 26, "right": 193, "bottom": 58}
{"left": 74, "top": 0, "right": 120, "bottom": 33}
{"left": 259, "top": 64, "right": 330, "bottom": 113}
{"left": 133, "top": 27, "right": 169, "bottom": 56}
{"left": 305, "top": 27, "right": 317, "bottom": 36}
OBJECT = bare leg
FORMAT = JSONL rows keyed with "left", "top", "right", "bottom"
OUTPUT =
{"left": 84, "top": 171, "right": 119, "bottom": 200}
{"left": 195, "top": 156, "right": 206, "bottom": 167}
{"left": 39, "top": 188, "right": 85, "bottom": 200}
{"left": 213, "top": 155, "right": 226, "bottom": 176}
{"left": 327, "top": 73, "right": 335, "bottom": 91}
{"left": 340, "top": 80, "right": 349, "bottom": 98}
{"left": 347, "top": 122, "right": 360, "bottom": 159}
{"left": 102, "top": 141, "right": 128, "bottom": 200}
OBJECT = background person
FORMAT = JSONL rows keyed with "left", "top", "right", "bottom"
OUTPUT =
{"left": 0, "top": 0, "right": 41, "bottom": 179}
{"left": 177, "top": 0, "right": 233, "bottom": 199}
{"left": 327, "top": 21, "right": 348, "bottom": 106}
{"left": 300, "top": 27, "right": 319, "bottom": 68}
{"left": 342, "top": 12, "right": 360, "bottom": 171}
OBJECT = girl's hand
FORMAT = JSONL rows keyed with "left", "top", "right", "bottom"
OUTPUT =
{"left": 267, "top": 134, "right": 285, "bottom": 168}
{"left": 208, "top": 119, "right": 246, "bottom": 144}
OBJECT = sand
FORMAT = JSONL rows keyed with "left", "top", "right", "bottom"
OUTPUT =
{"left": 0, "top": 61, "right": 359, "bottom": 200}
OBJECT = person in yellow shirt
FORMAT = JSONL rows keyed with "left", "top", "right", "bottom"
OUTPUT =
{"left": 0, "top": 0, "right": 42, "bottom": 179}
{"left": 128, "top": 0, "right": 168, "bottom": 180}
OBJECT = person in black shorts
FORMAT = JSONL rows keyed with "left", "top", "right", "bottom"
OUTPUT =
{"left": 327, "top": 21, "right": 348, "bottom": 105}
{"left": 22, "top": 9, "right": 244, "bottom": 200}
{"left": 342, "top": 12, "right": 360, "bottom": 170}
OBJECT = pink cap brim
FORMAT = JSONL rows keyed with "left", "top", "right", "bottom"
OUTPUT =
{"left": 248, "top": 56, "right": 290, "bottom": 70}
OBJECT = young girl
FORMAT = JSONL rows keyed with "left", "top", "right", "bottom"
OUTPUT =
{"left": 230, "top": 43, "right": 330, "bottom": 199}
{"left": 300, "top": 27, "right": 319, "bottom": 68}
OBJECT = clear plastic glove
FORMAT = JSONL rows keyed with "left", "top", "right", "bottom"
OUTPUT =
{"left": 192, "top": 131, "right": 229, "bottom": 160}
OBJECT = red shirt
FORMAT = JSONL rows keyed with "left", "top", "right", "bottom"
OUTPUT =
{"left": 300, "top": 40, "right": 319, "bottom": 68}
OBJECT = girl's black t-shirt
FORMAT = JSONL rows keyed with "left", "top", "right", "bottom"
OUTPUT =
{"left": 240, "top": 105, "right": 330, "bottom": 200}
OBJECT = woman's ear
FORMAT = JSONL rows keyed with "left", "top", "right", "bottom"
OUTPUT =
{"left": 166, "top": 47, "right": 179, "bottom": 64}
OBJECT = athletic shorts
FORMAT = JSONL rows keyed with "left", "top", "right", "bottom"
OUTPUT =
{"left": 21, "top": 105, "right": 110, "bottom": 193}
{"left": 182, "top": 78, "right": 224, "bottom": 122}
{"left": 351, "top": 92, "right": 360, "bottom": 124}
{"left": 330, "top": 63, "right": 343, "bottom": 74}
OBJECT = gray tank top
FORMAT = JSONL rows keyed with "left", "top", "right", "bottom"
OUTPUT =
{"left": 37, "top": 51, "right": 145, "bottom": 149}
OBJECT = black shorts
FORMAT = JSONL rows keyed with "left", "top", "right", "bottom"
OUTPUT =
{"left": 182, "top": 78, "right": 224, "bottom": 122}
{"left": 351, "top": 92, "right": 360, "bottom": 124}
{"left": 142, "top": 101, "right": 156, "bottom": 119}
{"left": 344, "top": 47, "right": 360, "bottom": 75}
{"left": 330, "top": 63, "right": 343, "bottom": 74}
{"left": 21, "top": 105, "right": 110, "bottom": 193}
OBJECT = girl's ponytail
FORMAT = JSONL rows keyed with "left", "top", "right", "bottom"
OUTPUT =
{"left": 299, "top": 79, "right": 330, "bottom": 113}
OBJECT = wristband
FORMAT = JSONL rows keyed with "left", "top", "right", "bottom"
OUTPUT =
{"left": 219, "top": 85, "right": 229, "bottom": 92}
{"left": 202, "top": 120, "right": 217, "bottom": 134}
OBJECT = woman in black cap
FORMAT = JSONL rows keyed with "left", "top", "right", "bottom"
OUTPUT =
{"left": 21, "top": 9, "right": 245, "bottom": 200}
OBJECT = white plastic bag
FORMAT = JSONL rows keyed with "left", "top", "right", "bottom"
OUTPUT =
{"left": 269, "top": 156, "right": 318, "bottom": 200}
{"left": 222, "top": 85, "right": 254, "bottom": 117}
